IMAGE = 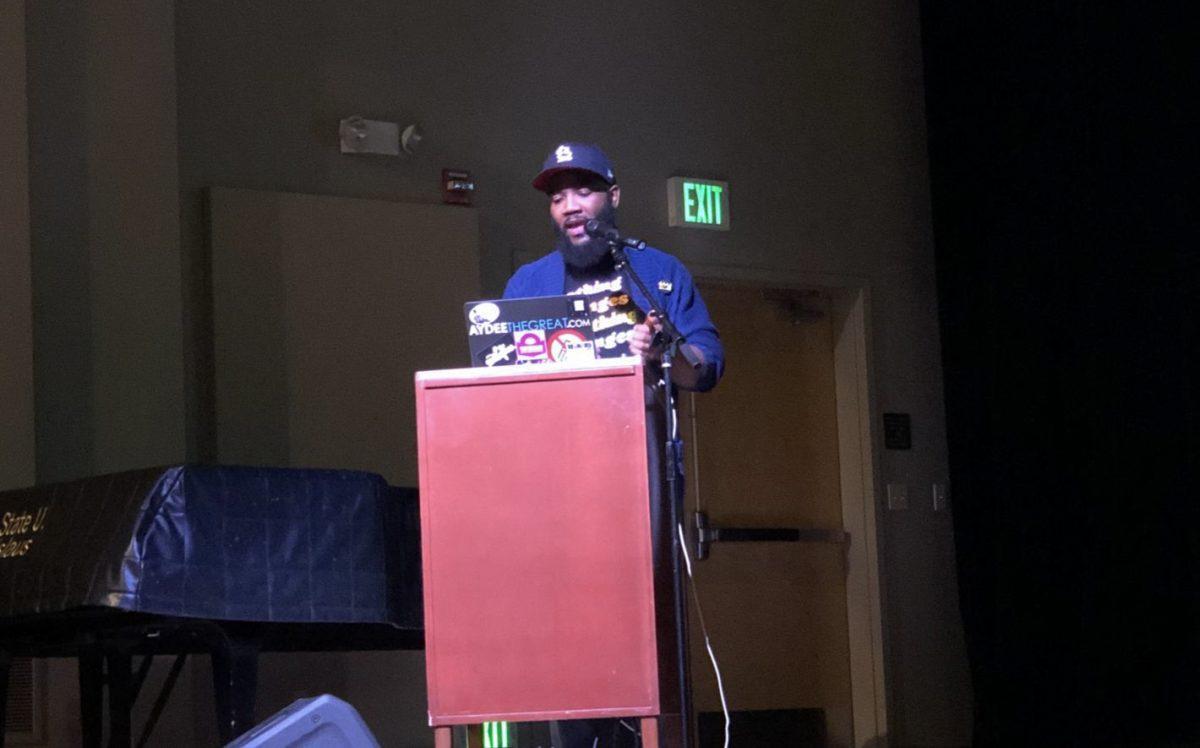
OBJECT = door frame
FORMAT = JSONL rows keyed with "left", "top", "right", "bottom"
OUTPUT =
{"left": 688, "top": 262, "right": 887, "bottom": 747}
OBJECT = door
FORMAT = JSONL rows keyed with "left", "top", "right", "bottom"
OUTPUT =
{"left": 683, "top": 283, "right": 854, "bottom": 747}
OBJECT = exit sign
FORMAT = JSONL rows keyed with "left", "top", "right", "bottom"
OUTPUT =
{"left": 668, "top": 177, "right": 730, "bottom": 231}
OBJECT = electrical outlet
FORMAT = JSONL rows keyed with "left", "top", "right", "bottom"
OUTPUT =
{"left": 886, "top": 483, "right": 908, "bottom": 510}
{"left": 933, "top": 483, "right": 949, "bottom": 511}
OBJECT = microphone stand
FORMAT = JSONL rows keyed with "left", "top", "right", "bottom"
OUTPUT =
{"left": 606, "top": 243, "right": 700, "bottom": 748}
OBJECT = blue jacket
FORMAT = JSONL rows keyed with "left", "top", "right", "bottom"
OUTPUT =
{"left": 503, "top": 247, "right": 724, "bottom": 391}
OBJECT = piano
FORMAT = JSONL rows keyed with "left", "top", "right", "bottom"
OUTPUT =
{"left": 0, "top": 465, "right": 422, "bottom": 746}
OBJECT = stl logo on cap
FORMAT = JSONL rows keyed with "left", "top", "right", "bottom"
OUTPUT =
{"left": 555, "top": 145, "right": 574, "bottom": 163}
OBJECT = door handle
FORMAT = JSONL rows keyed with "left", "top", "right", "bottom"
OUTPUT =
{"left": 693, "top": 511, "right": 849, "bottom": 561}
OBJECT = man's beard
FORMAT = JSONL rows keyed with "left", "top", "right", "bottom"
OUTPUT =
{"left": 554, "top": 203, "right": 618, "bottom": 270}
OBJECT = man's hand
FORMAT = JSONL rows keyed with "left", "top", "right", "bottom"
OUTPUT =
{"left": 629, "top": 311, "right": 709, "bottom": 389}
{"left": 628, "top": 311, "right": 664, "bottom": 360}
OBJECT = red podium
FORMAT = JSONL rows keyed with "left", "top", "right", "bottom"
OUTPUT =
{"left": 415, "top": 358, "right": 664, "bottom": 747}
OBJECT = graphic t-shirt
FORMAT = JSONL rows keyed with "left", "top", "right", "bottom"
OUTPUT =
{"left": 564, "top": 263, "right": 644, "bottom": 358}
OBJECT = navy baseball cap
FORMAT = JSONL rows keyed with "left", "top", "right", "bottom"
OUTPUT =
{"left": 531, "top": 142, "right": 616, "bottom": 192}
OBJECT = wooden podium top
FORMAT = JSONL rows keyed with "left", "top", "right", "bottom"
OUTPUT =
{"left": 415, "top": 359, "right": 660, "bottom": 725}
{"left": 415, "top": 356, "right": 642, "bottom": 386}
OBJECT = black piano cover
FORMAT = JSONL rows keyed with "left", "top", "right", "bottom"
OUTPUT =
{"left": 0, "top": 465, "right": 420, "bottom": 626}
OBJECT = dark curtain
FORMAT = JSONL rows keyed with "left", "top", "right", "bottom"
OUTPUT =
{"left": 921, "top": 2, "right": 1198, "bottom": 744}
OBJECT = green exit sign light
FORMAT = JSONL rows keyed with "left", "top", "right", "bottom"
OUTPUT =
{"left": 668, "top": 177, "right": 730, "bottom": 231}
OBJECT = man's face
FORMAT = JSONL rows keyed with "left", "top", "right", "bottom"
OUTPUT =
{"left": 546, "top": 171, "right": 621, "bottom": 246}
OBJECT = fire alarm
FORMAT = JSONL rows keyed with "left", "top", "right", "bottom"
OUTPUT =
{"left": 443, "top": 169, "right": 474, "bottom": 206}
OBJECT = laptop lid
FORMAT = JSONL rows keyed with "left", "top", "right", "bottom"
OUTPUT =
{"left": 465, "top": 295, "right": 597, "bottom": 367}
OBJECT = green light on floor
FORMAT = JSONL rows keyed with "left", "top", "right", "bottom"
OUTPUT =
{"left": 482, "top": 721, "right": 510, "bottom": 748}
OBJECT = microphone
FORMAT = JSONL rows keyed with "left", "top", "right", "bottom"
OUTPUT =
{"left": 584, "top": 220, "right": 647, "bottom": 250}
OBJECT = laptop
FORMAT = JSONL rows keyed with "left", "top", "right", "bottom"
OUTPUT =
{"left": 464, "top": 295, "right": 598, "bottom": 367}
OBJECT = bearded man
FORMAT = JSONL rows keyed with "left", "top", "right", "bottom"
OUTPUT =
{"left": 503, "top": 142, "right": 723, "bottom": 392}
{"left": 502, "top": 142, "right": 724, "bottom": 747}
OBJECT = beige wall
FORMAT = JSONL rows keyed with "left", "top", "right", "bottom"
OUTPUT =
{"left": 0, "top": 0, "right": 36, "bottom": 491}
{"left": 12, "top": 1, "right": 972, "bottom": 744}
{"left": 209, "top": 188, "right": 481, "bottom": 485}
{"left": 25, "top": 0, "right": 185, "bottom": 482}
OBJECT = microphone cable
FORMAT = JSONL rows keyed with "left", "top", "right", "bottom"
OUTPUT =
{"left": 678, "top": 522, "right": 730, "bottom": 748}
{"left": 665, "top": 359, "right": 729, "bottom": 748}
